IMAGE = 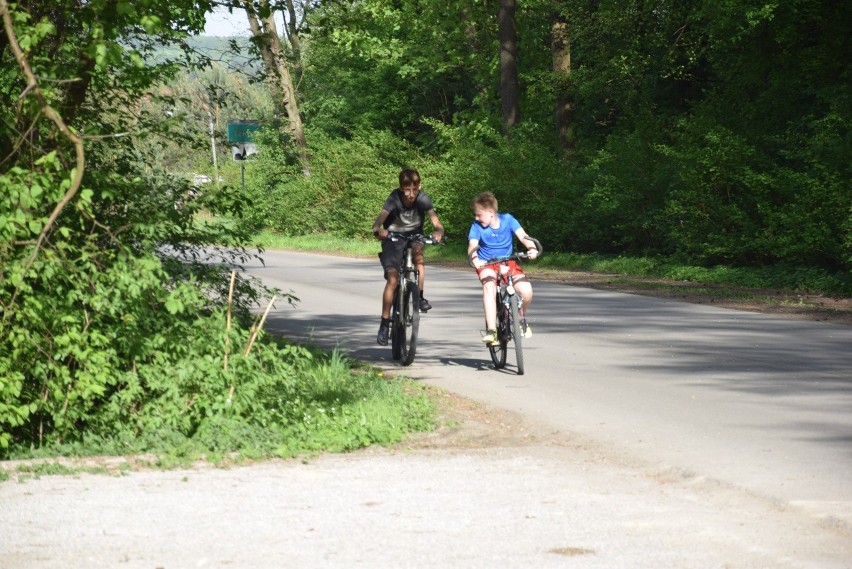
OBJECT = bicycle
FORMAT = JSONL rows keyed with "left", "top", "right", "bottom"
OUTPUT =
{"left": 386, "top": 232, "right": 441, "bottom": 366}
{"left": 473, "top": 238, "right": 542, "bottom": 375}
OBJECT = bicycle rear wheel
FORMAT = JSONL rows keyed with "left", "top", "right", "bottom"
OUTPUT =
{"left": 509, "top": 294, "right": 524, "bottom": 375}
{"left": 399, "top": 281, "right": 420, "bottom": 365}
{"left": 488, "top": 294, "right": 508, "bottom": 369}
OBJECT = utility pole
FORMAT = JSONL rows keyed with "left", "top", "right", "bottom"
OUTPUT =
{"left": 208, "top": 111, "right": 219, "bottom": 185}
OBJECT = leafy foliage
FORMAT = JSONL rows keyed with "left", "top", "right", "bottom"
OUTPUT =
{"left": 186, "top": 1, "right": 850, "bottom": 275}
{"left": 240, "top": 128, "right": 425, "bottom": 236}
{"left": 266, "top": 0, "right": 850, "bottom": 274}
{"left": 0, "top": 0, "right": 435, "bottom": 460}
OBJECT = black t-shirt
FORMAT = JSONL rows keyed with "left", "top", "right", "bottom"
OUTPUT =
{"left": 381, "top": 189, "right": 435, "bottom": 233}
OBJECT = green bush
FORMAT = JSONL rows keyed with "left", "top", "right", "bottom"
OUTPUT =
{"left": 243, "top": 128, "right": 425, "bottom": 238}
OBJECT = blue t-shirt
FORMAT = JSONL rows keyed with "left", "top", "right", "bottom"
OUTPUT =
{"left": 468, "top": 212, "right": 521, "bottom": 261}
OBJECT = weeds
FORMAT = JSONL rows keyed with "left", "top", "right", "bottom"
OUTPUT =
{"left": 2, "top": 309, "right": 436, "bottom": 467}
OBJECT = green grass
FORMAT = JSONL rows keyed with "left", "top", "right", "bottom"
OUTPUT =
{"left": 253, "top": 231, "right": 467, "bottom": 261}
{"left": 254, "top": 232, "right": 380, "bottom": 256}
{"left": 256, "top": 231, "right": 851, "bottom": 297}
{"left": 537, "top": 252, "right": 851, "bottom": 296}
{"left": 3, "top": 342, "right": 438, "bottom": 478}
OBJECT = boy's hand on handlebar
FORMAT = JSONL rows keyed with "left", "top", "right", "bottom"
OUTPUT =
{"left": 472, "top": 257, "right": 486, "bottom": 269}
{"left": 373, "top": 228, "right": 388, "bottom": 240}
{"left": 526, "top": 249, "right": 539, "bottom": 260}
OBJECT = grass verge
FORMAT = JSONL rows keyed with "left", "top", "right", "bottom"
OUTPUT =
{"left": 255, "top": 232, "right": 851, "bottom": 297}
{"left": 2, "top": 346, "right": 437, "bottom": 479}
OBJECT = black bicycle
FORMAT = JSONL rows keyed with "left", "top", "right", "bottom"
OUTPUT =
{"left": 475, "top": 238, "right": 542, "bottom": 375}
{"left": 386, "top": 232, "right": 441, "bottom": 365}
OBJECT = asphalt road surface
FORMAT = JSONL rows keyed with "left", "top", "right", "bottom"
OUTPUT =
{"left": 249, "top": 250, "right": 852, "bottom": 520}
{"left": 2, "top": 248, "right": 850, "bottom": 568}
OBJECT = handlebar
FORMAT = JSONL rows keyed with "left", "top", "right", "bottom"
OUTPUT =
{"left": 386, "top": 231, "right": 443, "bottom": 246}
{"left": 471, "top": 237, "right": 543, "bottom": 267}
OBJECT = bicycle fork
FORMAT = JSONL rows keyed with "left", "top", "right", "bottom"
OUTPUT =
{"left": 395, "top": 249, "right": 419, "bottom": 318}
{"left": 403, "top": 247, "right": 420, "bottom": 290}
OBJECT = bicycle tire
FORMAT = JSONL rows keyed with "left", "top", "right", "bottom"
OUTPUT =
{"left": 390, "top": 285, "right": 402, "bottom": 360}
{"left": 509, "top": 294, "right": 525, "bottom": 375}
{"left": 488, "top": 293, "right": 508, "bottom": 369}
{"left": 399, "top": 281, "right": 420, "bottom": 365}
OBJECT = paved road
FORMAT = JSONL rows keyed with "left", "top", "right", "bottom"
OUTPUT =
{"left": 247, "top": 249, "right": 852, "bottom": 525}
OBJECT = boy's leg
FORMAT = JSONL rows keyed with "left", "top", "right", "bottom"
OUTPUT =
{"left": 377, "top": 241, "right": 402, "bottom": 345}
{"left": 377, "top": 272, "right": 397, "bottom": 346}
{"left": 514, "top": 280, "right": 533, "bottom": 311}
{"left": 481, "top": 279, "right": 498, "bottom": 328}
{"left": 514, "top": 280, "right": 534, "bottom": 337}
{"left": 382, "top": 270, "right": 398, "bottom": 318}
{"left": 477, "top": 269, "right": 498, "bottom": 343}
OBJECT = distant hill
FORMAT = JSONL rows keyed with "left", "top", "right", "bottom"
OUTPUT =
{"left": 189, "top": 36, "right": 260, "bottom": 72}
{"left": 149, "top": 36, "right": 261, "bottom": 74}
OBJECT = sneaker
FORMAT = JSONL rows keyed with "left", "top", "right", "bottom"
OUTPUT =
{"left": 377, "top": 319, "right": 391, "bottom": 346}
{"left": 481, "top": 329, "right": 498, "bottom": 345}
{"left": 522, "top": 323, "right": 533, "bottom": 338}
{"left": 418, "top": 297, "right": 432, "bottom": 312}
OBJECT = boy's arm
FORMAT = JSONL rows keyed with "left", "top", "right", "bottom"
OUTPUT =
{"left": 468, "top": 238, "right": 485, "bottom": 269}
{"left": 427, "top": 209, "right": 445, "bottom": 242}
{"left": 372, "top": 210, "right": 390, "bottom": 239}
{"left": 514, "top": 227, "right": 540, "bottom": 259}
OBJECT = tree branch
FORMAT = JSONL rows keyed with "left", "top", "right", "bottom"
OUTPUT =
{"left": 0, "top": 0, "right": 86, "bottom": 271}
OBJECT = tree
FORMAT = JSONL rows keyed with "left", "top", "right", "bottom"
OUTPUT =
{"left": 240, "top": 0, "right": 310, "bottom": 171}
{"left": 498, "top": 0, "right": 520, "bottom": 130}
{"left": 550, "top": 13, "right": 574, "bottom": 152}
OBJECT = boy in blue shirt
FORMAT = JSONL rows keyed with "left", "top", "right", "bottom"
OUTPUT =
{"left": 467, "top": 192, "right": 538, "bottom": 345}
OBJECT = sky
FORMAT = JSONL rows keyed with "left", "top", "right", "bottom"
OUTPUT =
{"left": 202, "top": 7, "right": 285, "bottom": 37}
{"left": 203, "top": 7, "right": 251, "bottom": 36}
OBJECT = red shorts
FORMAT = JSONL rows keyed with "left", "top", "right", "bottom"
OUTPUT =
{"left": 476, "top": 259, "right": 526, "bottom": 283}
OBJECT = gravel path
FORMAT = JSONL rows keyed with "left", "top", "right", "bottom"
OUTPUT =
{"left": 2, "top": 395, "right": 850, "bottom": 569}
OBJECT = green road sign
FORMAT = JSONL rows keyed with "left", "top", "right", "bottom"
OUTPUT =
{"left": 227, "top": 120, "right": 261, "bottom": 143}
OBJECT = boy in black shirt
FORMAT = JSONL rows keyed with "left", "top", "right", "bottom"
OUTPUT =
{"left": 372, "top": 168, "right": 445, "bottom": 345}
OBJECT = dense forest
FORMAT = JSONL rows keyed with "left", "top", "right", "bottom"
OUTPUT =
{"left": 192, "top": 1, "right": 850, "bottom": 274}
{"left": 1, "top": 0, "right": 849, "bottom": 455}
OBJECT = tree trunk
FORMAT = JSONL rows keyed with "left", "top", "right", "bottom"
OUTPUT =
{"left": 243, "top": 0, "right": 310, "bottom": 172}
{"left": 551, "top": 15, "right": 574, "bottom": 153}
{"left": 283, "top": 0, "right": 303, "bottom": 82}
{"left": 498, "top": 0, "right": 520, "bottom": 131}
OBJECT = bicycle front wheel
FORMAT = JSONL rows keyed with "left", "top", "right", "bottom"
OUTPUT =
{"left": 509, "top": 294, "right": 525, "bottom": 375}
{"left": 488, "top": 293, "right": 508, "bottom": 369}
{"left": 390, "top": 284, "right": 402, "bottom": 360}
{"left": 399, "top": 281, "right": 420, "bottom": 365}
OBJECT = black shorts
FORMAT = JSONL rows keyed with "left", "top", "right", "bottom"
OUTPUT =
{"left": 379, "top": 236, "right": 423, "bottom": 278}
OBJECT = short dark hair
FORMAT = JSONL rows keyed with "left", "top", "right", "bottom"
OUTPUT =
{"left": 399, "top": 168, "right": 421, "bottom": 186}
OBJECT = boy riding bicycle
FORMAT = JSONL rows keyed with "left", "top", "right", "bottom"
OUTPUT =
{"left": 467, "top": 192, "right": 538, "bottom": 345}
{"left": 373, "top": 168, "right": 445, "bottom": 346}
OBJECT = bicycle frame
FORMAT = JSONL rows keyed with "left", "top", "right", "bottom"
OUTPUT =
{"left": 387, "top": 232, "right": 439, "bottom": 365}
{"left": 487, "top": 259, "right": 526, "bottom": 374}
